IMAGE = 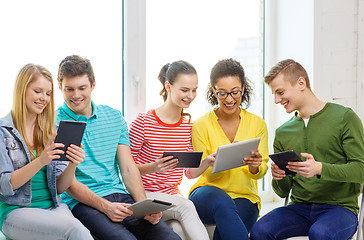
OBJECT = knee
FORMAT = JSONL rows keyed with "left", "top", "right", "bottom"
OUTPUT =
{"left": 65, "top": 218, "right": 92, "bottom": 238}
{"left": 180, "top": 198, "right": 196, "bottom": 210}
{"left": 308, "top": 227, "right": 331, "bottom": 240}
{"left": 165, "top": 220, "right": 186, "bottom": 239}
{"left": 250, "top": 221, "right": 270, "bottom": 240}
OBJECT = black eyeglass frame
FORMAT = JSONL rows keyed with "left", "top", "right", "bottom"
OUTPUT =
{"left": 214, "top": 89, "right": 243, "bottom": 100}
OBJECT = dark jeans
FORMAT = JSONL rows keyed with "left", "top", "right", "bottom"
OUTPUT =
{"left": 72, "top": 193, "right": 181, "bottom": 240}
{"left": 250, "top": 203, "right": 358, "bottom": 240}
{"left": 189, "top": 185, "right": 259, "bottom": 240}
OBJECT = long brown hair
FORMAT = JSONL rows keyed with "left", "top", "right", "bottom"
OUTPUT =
{"left": 11, "top": 64, "right": 55, "bottom": 160}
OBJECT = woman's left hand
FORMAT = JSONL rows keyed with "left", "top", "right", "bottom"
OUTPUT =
{"left": 65, "top": 144, "right": 85, "bottom": 166}
{"left": 243, "top": 150, "right": 262, "bottom": 174}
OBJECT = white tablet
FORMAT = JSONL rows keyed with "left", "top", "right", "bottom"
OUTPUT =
{"left": 212, "top": 137, "right": 261, "bottom": 173}
{"left": 127, "top": 198, "right": 175, "bottom": 219}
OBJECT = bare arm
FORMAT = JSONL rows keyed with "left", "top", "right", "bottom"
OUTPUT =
{"left": 116, "top": 144, "right": 146, "bottom": 202}
{"left": 188, "top": 152, "right": 216, "bottom": 178}
{"left": 66, "top": 178, "right": 133, "bottom": 222}
{"left": 56, "top": 144, "right": 85, "bottom": 193}
{"left": 136, "top": 155, "right": 177, "bottom": 175}
{"left": 117, "top": 144, "right": 162, "bottom": 224}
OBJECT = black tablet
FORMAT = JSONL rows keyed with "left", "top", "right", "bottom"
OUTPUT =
{"left": 162, "top": 151, "right": 203, "bottom": 168}
{"left": 269, "top": 150, "right": 302, "bottom": 175}
{"left": 127, "top": 198, "right": 174, "bottom": 218}
{"left": 54, "top": 120, "right": 86, "bottom": 161}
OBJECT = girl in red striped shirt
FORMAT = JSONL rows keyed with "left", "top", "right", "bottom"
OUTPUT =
{"left": 129, "top": 60, "right": 210, "bottom": 240}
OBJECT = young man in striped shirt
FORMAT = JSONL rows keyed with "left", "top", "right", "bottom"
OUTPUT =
{"left": 56, "top": 55, "right": 180, "bottom": 240}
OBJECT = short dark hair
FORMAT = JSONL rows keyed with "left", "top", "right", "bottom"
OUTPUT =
{"left": 58, "top": 55, "right": 95, "bottom": 86}
{"left": 207, "top": 58, "right": 252, "bottom": 108}
{"left": 264, "top": 59, "right": 311, "bottom": 89}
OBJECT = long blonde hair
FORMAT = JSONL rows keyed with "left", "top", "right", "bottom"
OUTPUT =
{"left": 11, "top": 64, "right": 55, "bottom": 160}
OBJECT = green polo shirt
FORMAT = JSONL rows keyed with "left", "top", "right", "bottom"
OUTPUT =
{"left": 272, "top": 103, "right": 364, "bottom": 215}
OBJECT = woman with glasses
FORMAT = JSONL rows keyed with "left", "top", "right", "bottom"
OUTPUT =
{"left": 186, "top": 58, "right": 269, "bottom": 240}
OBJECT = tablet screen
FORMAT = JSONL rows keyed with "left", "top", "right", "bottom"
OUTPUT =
{"left": 54, "top": 120, "right": 86, "bottom": 161}
{"left": 162, "top": 151, "right": 203, "bottom": 168}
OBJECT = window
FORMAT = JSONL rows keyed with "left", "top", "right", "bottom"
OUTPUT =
{"left": 0, "top": 0, "right": 124, "bottom": 117}
{"left": 145, "top": 0, "right": 265, "bottom": 196}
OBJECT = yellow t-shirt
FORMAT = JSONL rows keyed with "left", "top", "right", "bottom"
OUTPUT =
{"left": 189, "top": 108, "right": 269, "bottom": 212}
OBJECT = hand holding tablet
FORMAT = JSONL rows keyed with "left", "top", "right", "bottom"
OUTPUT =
{"left": 162, "top": 151, "right": 203, "bottom": 168}
{"left": 127, "top": 198, "right": 175, "bottom": 218}
{"left": 54, "top": 120, "right": 86, "bottom": 161}
{"left": 212, "top": 137, "right": 261, "bottom": 173}
{"left": 269, "top": 150, "right": 302, "bottom": 175}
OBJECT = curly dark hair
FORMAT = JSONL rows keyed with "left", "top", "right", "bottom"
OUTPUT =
{"left": 207, "top": 58, "right": 252, "bottom": 108}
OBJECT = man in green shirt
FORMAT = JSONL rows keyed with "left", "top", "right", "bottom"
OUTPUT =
{"left": 250, "top": 59, "right": 364, "bottom": 240}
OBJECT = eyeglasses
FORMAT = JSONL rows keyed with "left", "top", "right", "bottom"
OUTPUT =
{"left": 214, "top": 89, "right": 243, "bottom": 99}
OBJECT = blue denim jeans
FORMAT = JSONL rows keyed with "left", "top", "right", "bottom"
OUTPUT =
{"left": 72, "top": 193, "right": 181, "bottom": 240}
{"left": 250, "top": 203, "right": 358, "bottom": 240}
{"left": 189, "top": 185, "right": 259, "bottom": 240}
{"left": 2, "top": 203, "right": 92, "bottom": 240}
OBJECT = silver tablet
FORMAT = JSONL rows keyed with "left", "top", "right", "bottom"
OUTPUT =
{"left": 127, "top": 198, "right": 175, "bottom": 219}
{"left": 212, "top": 137, "right": 261, "bottom": 173}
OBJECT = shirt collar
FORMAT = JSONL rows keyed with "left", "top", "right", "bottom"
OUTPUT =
{"left": 61, "top": 101, "right": 98, "bottom": 121}
{"left": 0, "top": 112, "right": 15, "bottom": 128}
{"left": 212, "top": 107, "right": 243, "bottom": 120}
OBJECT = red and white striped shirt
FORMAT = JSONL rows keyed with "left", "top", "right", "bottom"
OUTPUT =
{"left": 129, "top": 109, "right": 193, "bottom": 195}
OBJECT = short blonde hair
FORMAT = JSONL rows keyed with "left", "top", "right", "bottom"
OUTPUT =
{"left": 12, "top": 64, "right": 55, "bottom": 160}
{"left": 264, "top": 59, "right": 311, "bottom": 89}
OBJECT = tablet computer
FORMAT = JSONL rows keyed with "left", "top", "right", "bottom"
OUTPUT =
{"left": 212, "top": 137, "right": 261, "bottom": 173}
{"left": 127, "top": 198, "right": 175, "bottom": 219}
{"left": 269, "top": 150, "right": 302, "bottom": 175}
{"left": 162, "top": 151, "right": 203, "bottom": 168}
{"left": 54, "top": 120, "right": 86, "bottom": 161}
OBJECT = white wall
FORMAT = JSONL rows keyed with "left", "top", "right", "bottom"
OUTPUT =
{"left": 313, "top": 0, "right": 360, "bottom": 114}
{"left": 266, "top": 0, "right": 363, "bottom": 129}
{"left": 357, "top": 0, "right": 364, "bottom": 121}
{"left": 124, "top": 0, "right": 146, "bottom": 123}
{"left": 264, "top": 0, "right": 314, "bottom": 152}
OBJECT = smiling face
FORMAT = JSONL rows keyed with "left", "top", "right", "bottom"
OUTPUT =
{"left": 59, "top": 74, "right": 95, "bottom": 117}
{"left": 25, "top": 76, "right": 52, "bottom": 117}
{"left": 269, "top": 73, "right": 306, "bottom": 113}
{"left": 166, "top": 73, "right": 198, "bottom": 109}
{"left": 213, "top": 76, "right": 244, "bottom": 116}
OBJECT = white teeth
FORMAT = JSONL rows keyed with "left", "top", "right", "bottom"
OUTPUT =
{"left": 35, "top": 102, "right": 45, "bottom": 107}
{"left": 225, "top": 104, "right": 234, "bottom": 107}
